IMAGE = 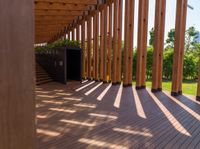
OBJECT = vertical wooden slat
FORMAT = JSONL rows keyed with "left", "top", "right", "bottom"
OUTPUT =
{"left": 107, "top": 4, "right": 112, "bottom": 82}
{"left": 152, "top": 0, "right": 166, "bottom": 92}
{"left": 171, "top": 0, "right": 188, "bottom": 96}
{"left": 100, "top": 10, "right": 104, "bottom": 81}
{"left": 81, "top": 21, "right": 86, "bottom": 79}
{"left": 72, "top": 28, "right": 75, "bottom": 41}
{"left": 113, "top": 0, "right": 119, "bottom": 84}
{"left": 87, "top": 16, "right": 92, "bottom": 79}
{"left": 94, "top": 11, "right": 99, "bottom": 81}
{"left": 123, "top": 0, "right": 134, "bottom": 86}
{"left": 136, "top": 0, "right": 149, "bottom": 89}
{"left": 197, "top": 62, "right": 200, "bottom": 101}
{"left": 0, "top": 0, "right": 36, "bottom": 148}
{"left": 76, "top": 25, "right": 80, "bottom": 42}
{"left": 103, "top": 5, "right": 108, "bottom": 82}
{"left": 116, "top": 0, "right": 123, "bottom": 83}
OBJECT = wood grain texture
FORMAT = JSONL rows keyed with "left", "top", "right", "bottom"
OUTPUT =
{"left": 171, "top": 0, "right": 188, "bottom": 94}
{"left": 0, "top": 0, "right": 36, "bottom": 148}
{"left": 152, "top": 0, "right": 166, "bottom": 91}
{"left": 136, "top": 0, "right": 149, "bottom": 88}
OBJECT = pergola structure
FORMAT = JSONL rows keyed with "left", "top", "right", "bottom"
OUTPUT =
{"left": 1, "top": 0, "right": 200, "bottom": 148}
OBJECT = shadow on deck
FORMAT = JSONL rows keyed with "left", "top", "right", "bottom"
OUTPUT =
{"left": 36, "top": 81, "right": 200, "bottom": 149}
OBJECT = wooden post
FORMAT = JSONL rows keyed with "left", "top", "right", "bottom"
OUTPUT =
{"left": 136, "top": 0, "right": 149, "bottom": 89}
{"left": 151, "top": 0, "right": 166, "bottom": 92}
{"left": 76, "top": 25, "right": 80, "bottom": 42}
{"left": 197, "top": 61, "right": 200, "bottom": 101}
{"left": 100, "top": 10, "right": 104, "bottom": 81}
{"left": 72, "top": 28, "right": 75, "bottom": 41}
{"left": 93, "top": 11, "right": 99, "bottom": 81}
{"left": 0, "top": 0, "right": 36, "bottom": 148}
{"left": 123, "top": 0, "right": 134, "bottom": 86}
{"left": 113, "top": 0, "right": 119, "bottom": 84}
{"left": 117, "top": 0, "right": 123, "bottom": 83}
{"left": 107, "top": 4, "right": 113, "bottom": 83}
{"left": 81, "top": 21, "right": 86, "bottom": 79}
{"left": 103, "top": 5, "right": 108, "bottom": 82}
{"left": 87, "top": 16, "right": 92, "bottom": 79}
{"left": 171, "top": 0, "right": 188, "bottom": 96}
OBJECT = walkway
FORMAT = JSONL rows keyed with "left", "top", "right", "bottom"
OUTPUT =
{"left": 36, "top": 81, "right": 200, "bottom": 149}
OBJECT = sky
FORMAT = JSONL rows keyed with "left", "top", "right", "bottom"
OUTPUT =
{"left": 121, "top": 0, "right": 200, "bottom": 47}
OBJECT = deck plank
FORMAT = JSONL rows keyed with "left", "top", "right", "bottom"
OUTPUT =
{"left": 36, "top": 82, "right": 200, "bottom": 149}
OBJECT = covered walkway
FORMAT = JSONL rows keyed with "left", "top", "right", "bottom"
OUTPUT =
{"left": 37, "top": 81, "right": 200, "bottom": 149}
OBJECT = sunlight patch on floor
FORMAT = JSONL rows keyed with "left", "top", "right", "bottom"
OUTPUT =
{"left": 147, "top": 90, "right": 191, "bottom": 136}
{"left": 113, "top": 127, "right": 153, "bottom": 137}
{"left": 49, "top": 108, "right": 76, "bottom": 113}
{"left": 37, "top": 128, "right": 60, "bottom": 137}
{"left": 78, "top": 138, "right": 128, "bottom": 149}
{"left": 85, "top": 82, "right": 103, "bottom": 95}
{"left": 132, "top": 86, "right": 147, "bottom": 119}
{"left": 114, "top": 84, "right": 123, "bottom": 108}
{"left": 74, "top": 103, "right": 96, "bottom": 108}
{"left": 164, "top": 91, "right": 200, "bottom": 121}
{"left": 88, "top": 113, "right": 118, "bottom": 120}
{"left": 63, "top": 97, "right": 83, "bottom": 102}
{"left": 97, "top": 83, "right": 112, "bottom": 101}
{"left": 60, "top": 119, "right": 96, "bottom": 127}
{"left": 75, "top": 81, "right": 95, "bottom": 92}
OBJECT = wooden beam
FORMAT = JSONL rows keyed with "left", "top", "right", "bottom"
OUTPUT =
{"left": 35, "top": 2, "right": 90, "bottom": 11}
{"left": 35, "top": 10, "right": 83, "bottom": 16}
{"left": 99, "top": 10, "right": 104, "bottom": 80}
{"left": 113, "top": 0, "right": 119, "bottom": 83}
{"left": 72, "top": 28, "right": 75, "bottom": 40}
{"left": 151, "top": 0, "right": 166, "bottom": 92}
{"left": 0, "top": 0, "right": 36, "bottom": 148}
{"left": 116, "top": 0, "right": 123, "bottom": 83}
{"left": 81, "top": 21, "right": 86, "bottom": 79}
{"left": 171, "top": 0, "right": 188, "bottom": 96}
{"left": 136, "top": 0, "right": 149, "bottom": 89}
{"left": 87, "top": 16, "right": 92, "bottom": 79}
{"left": 103, "top": 5, "right": 108, "bottom": 82}
{"left": 93, "top": 11, "right": 99, "bottom": 80}
{"left": 123, "top": 0, "right": 134, "bottom": 86}
{"left": 76, "top": 25, "right": 80, "bottom": 42}
{"left": 35, "top": 0, "right": 97, "bottom": 5}
{"left": 107, "top": 4, "right": 112, "bottom": 82}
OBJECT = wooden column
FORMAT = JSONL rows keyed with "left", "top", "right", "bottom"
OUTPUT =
{"left": 93, "top": 11, "right": 99, "bottom": 81}
{"left": 81, "top": 21, "right": 86, "bottom": 79}
{"left": 136, "top": 0, "right": 149, "bottom": 89}
{"left": 151, "top": 0, "right": 166, "bottom": 92}
{"left": 103, "top": 5, "right": 108, "bottom": 82}
{"left": 76, "top": 25, "right": 80, "bottom": 42}
{"left": 107, "top": 4, "right": 113, "bottom": 82}
{"left": 100, "top": 10, "right": 104, "bottom": 81}
{"left": 123, "top": 0, "right": 134, "bottom": 86}
{"left": 171, "top": 0, "right": 188, "bottom": 96}
{"left": 0, "top": 0, "right": 36, "bottom": 148}
{"left": 87, "top": 16, "right": 92, "bottom": 79}
{"left": 196, "top": 62, "right": 200, "bottom": 101}
{"left": 113, "top": 0, "right": 119, "bottom": 83}
{"left": 117, "top": 0, "right": 123, "bottom": 83}
{"left": 72, "top": 28, "right": 75, "bottom": 41}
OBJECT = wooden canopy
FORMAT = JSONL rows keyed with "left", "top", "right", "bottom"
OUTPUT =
{"left": 35, "top": 0, "right": 99, "bottom": 43}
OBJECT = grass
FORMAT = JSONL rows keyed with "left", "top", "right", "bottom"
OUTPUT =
{"left": 132, "top": 80, "right": 197, "bottom": 96}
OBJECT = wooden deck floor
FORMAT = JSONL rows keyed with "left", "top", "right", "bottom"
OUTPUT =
{"left": 36, "top": 81, "right": 200, "bottom": 149}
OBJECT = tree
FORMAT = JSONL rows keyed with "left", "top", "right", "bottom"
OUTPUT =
{"left": 166, "top": 29, "right": 175, "bottom": 48}
{"left": 163, "top": 48, "right": 173, "bottom": 79}
{"left": 185, "top": 26, "right": 198, "bottom": 51}
{"left": 149, "top": 28, "right": 154, "bottom": 46}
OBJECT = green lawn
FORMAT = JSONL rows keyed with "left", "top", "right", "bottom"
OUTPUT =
{"left": 133, "top": 80, "right": 197, "bottom": 96}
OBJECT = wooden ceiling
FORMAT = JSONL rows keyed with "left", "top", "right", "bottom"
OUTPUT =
{"left": 34, "top": 0, "right": 98, "bottom": 43}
